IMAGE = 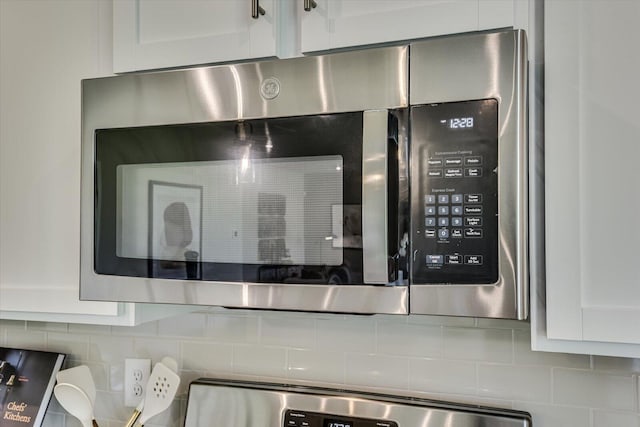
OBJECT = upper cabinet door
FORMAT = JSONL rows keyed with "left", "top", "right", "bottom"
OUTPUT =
{"left": 0, "top": 0, "right": 193, "bottom": 325}
{"left": 532, "top": 0, "right": 640, "bottom": 357}
{"left": 300, "top": 0, "right": 516, "bottom": 53}
{"left": 113, "top": 0, "right": 297, "bottom": 73}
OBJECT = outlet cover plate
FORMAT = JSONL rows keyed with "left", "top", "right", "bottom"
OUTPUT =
{"left": 124, "top": 358, "right": 151, "bottom": 407}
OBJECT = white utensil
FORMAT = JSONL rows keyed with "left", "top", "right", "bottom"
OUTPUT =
{"left": 138, "top": 362, "right": 181, "bottom": 426}
{"left": 54, "top": 383, "right": 98, "bottom": 427}
{"left": 160, "top": 356, "right": 178, "bottom": 374}
{"left": 56, "top": 365, "right": 97, "bottom": 408}
{"left": 124, "top": 357, "right": 179, "bottom": 427}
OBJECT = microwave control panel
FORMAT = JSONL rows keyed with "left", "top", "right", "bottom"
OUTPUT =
{"left": 410, "top": 99, "right": 499, "bottom": 284}
{"left": 284, "top": 410, "right": 398, "bottom": 427}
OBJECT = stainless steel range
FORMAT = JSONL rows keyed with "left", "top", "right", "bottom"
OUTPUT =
{"left": 184, "top": 378, "right": 532, "bottom": 427}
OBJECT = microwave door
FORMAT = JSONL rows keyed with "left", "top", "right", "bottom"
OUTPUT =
{"left": 86, "top": 110, "right": 406, "bottom": 314}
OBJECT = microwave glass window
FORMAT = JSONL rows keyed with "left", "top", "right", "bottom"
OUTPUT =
{"left": 94, "top": 112, "right": 365, "bottom": 284}
{"left": 116, "top": 156, "right": 343, "bottom": 267}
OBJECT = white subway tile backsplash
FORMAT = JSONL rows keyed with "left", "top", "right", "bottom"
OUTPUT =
{"left": 261, "top": 314, "right": 316, "bottom": 349}
{"left": 408, "top": 358, "right": 476, "bottom": 395}
{"left": 233, "top": 344, "right": 287, "bottom": 378}
{"left": 26, "top": 321, "right": 69, "bottom": 332}
{"left": 3, "top": 311, "right": 637, "bottom": 427}
{"left": 6, "top": 328, "right": 47, "bottom": 350}
{"left": 157, "top": 312, "right": 207, "bottom": 337}
{"left": 205, "top": 313, "right": 260, "bottom": 344}
{"left": 593, "top": 410, "right": 640, "bottom": 427}
{"left": 316, "top": 316, "right": 376, "bottom": 353}
{"left": 112, "top": 319, "right": 158, "bottom": 336}
{"left": 181, "top": 341, "right": 233, "bottom": 372}
{"left": 593, "top": 356, "right": 640, "bottom": 373}
{"left": 46, "top": 332, "right": 91, "bottom": 361}
{"left": 407, "top": 314, "right": 476, "bottom": 328}
{"left": 287, "top": 349, "right": 344, "bottom": 384}
{"left": 377, "top": 320, "right": 442, "bottom": 358}
{"left": 476, "top": 318, "right": 530, "bottom": 330}
{"left": 68, "top": 323, "right": 111, "bottom": 335}
{"left": 345, "top": 353, "right": 409, "bottom": 390}
{"left": 132, "top": 337, "right": 180, "bottom": 364}
{"left": 554, "top": 368, "right": 636, "bottom": 411}
{"left": 478, "top": 364, "right": 552, "bottom": 403}
{"left": 89, "top": 335, "right": 135, "bottom": 363}
{"left": 444, "top": 327, "right": 513, "bottom": 363}
{"left": 517, "top": 402, "right": 591, "bottom": 427}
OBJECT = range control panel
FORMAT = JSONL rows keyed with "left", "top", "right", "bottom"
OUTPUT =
{"left": 411, "top": 99, "right": 499, "bottom": 284}
{"left": 284, "top": 410, "right": 398, "bottom": 427}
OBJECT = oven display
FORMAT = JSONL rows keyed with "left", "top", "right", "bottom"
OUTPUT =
{"left": 285, "top": 410, "right": 397, "bottom": 427}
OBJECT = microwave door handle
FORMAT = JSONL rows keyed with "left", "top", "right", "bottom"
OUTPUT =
{"left": 362, "top": 110, "right": 389, "bottom": 284}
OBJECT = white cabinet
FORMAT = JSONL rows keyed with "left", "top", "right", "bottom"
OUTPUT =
{"left": 299, "top": 0, "right": 525, "bottom": 53}
{"left": 113, "top": 0, "right": 297, "bottom": 73}
{"left": 0, "top": 0, "right": 192, "bottom": 325}
{"left": 531, "top": 0, "right": 640, "bottom": 357}
{"left": 114, "top": 0, "right": 531, "bottom": 73}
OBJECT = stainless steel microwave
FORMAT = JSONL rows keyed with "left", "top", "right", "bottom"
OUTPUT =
{"left": 80, "top": 29, "right": 528, "bottom": 319}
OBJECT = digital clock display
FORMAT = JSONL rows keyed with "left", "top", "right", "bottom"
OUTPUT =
{"left": 324, "top": 419, "right": 353, "bottom": 427}
{"left": 446, "top": 117, "right": 474, "bottom": 129}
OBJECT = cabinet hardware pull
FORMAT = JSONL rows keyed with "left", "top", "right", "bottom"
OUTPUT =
{"left": 251, "top": 0, "right": 265, "bottom": 19}
{"left": 304, "top": 0, "right": 317, "bottom": 12}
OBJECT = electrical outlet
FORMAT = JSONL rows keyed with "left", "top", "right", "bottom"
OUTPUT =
{"left": 124, "top": 358, "right": 150, "bottom": 407}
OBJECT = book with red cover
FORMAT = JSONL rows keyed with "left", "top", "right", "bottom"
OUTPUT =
{"left": 0, "top": 347, "right": 66, "bottom": 427}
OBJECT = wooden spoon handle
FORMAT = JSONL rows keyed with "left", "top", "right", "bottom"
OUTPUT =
{"left": 125, "top": 409, "right": 141, "bottom": 427}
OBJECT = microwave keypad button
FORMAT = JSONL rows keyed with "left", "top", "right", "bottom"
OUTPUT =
{"left": 451, "top": 228, "right": 463, "bottom": 238}
{"left": 464, "top": 228, "right": 483, "bottom": 238}
{"left": 464, "top": 156, "right": 482, "bottom": 166}
{"left": 452, "top": 194, "right": 463, "bottom": 204}
{"left": 465, "top": 194, "right": 483, "bottom": 204}
{"left": 446, "top": 255, "right": 462, "bottom": 264}
{"left": 438, "top": 194, "right": 449, "bottom": 204}
{"left": 464, "top": 205, "right": 482, "bottom": 215}
{"left": 451, "top": 205, "right": 463, "bottom": 216}
{"left": 425, "top": 206, "right": 436, "bottom": 215}
{"left": 438, "top": 228, "right": 449, "bottom": 239}
{"left": 438, "top": 217, "right": 449, "bottom": 227}
{"left": 425, "top": 229, "right": 436, "bottom": 238}
{"left": 426, "top": 255, "right": 444, "bottom": 265}
{"left": 465, "top": 167, "right": 483, "bottom": 177}
{"left": 438, "top": 206, "right": 449, "bottom": 215}
{"left": 425, "top": 217, "right": 436, "bottom": 227}
{"left": 425, "top": 195, "right": 436, "bottom": 204}
{"left": 428, "top": 158, "right": 443, "bottom": 167}
{"left": 464, "top": 255, "right": 483, "bottom": 265}
{"left": 465, "top": 217, "right": 482, "bottom": 227}
{"left": 445, "top": 157, "right": 462, "bottom": 166}
{"left": 451, "top": 217, "right": 463, "bottom": 227}
{"left": 428, "top": 170, "right": 443, "bottom": 178}
{"left": 444, "top": 168, "right": 463, "bottom": 178}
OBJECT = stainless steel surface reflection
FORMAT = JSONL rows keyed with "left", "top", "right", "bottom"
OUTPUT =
{"left": 409, "top": 29, "right": 529, "bottom": 319}
{"left": 184, "top": 378, "right": 532, "bottom": 427}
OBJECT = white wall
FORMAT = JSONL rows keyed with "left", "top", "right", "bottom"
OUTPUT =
{"left": 2, "top": 312, "right": 639, "bottom": 427}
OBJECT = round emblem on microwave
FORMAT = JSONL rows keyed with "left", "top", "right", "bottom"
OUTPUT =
{"left": 260, "top": 77, "right": 280, "bottom": 100}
